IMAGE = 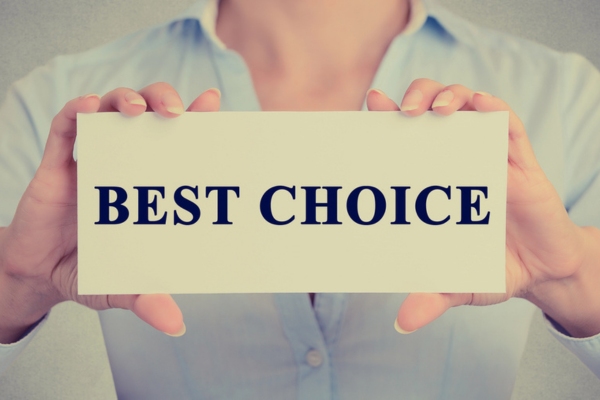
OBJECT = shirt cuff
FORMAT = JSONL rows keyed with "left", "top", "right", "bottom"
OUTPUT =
{"left": 544, "top": 313, "right": 600, "bottom": 378}
{"left": 0, "top": 312, "right": 49, "bottom": 376}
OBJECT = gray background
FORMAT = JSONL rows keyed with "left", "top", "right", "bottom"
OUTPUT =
{"left": 1, "top": 0, "right": 600, "bottom": 399}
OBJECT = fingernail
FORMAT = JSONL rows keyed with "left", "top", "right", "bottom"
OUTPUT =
{"left": 162, "top": 92, "right": 184, "bottom": 115}
{"left": 81, "top": 93, "right": 100, "bottom": 100}
{"left": 125, "top": 92, "right": 147, "bottom": 107}
{"left": 165, "top": 322, "right": 186, "bottom": 337}
{"left": 432, "top": 90, "right": 454, "bottom": 108}
{"left": 207, "top": 88, "right": 221, "bottom": 99}
{"left": 368, "top": 88, "right": 386, "bottom": 96}
{"left": 394, "top": 319, "right": 416, "bottom": 334}
{"left": 475, "top": 91, "right": 492, "bottom": 97}
{"left": 400, "top": 90, "right": 423, "bottom": 112}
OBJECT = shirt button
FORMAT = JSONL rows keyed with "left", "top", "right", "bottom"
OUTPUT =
{"left": 305, "top": 349, "right": 323, "bottom": 368}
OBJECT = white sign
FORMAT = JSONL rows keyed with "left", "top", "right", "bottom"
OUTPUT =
{"left": 77, "top": 112, "right": 508, "bottom": 294}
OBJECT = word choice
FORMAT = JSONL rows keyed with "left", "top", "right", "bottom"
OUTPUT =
{"left": 94, "top": 185, "right": 491, "bottom": 226}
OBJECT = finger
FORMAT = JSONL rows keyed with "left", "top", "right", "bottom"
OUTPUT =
{"left": 431, "top": 84, "right": 476, "bottom": 115}
{"left": 366, "top": 89, "right": 400, "bottom": 111}
{"left": 400, "top": 79, "right": 445, "bottom": 116}
{"left": 40, "top": 94, "right": 101, "bottom": 170}
{"left": 187, "top": 88, "right": 221, "bottom": 112}
{"left": 394, "top": 293, "right": 472, "bottom": 333}
{"left": 108, "top": 293, "right": 185, "bottom": 336}
{"left": 137, "top": 82, "right": 185, "bottom": 118}
{"left": 98, "top": 87, "right": 147, "bottom": 115}
{"left": 472, "top": 92, "right": 538, "bottom": 170}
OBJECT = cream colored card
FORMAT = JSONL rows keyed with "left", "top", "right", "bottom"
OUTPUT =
{"left": 77, "top": 112, "right": 508, "bottom": 294}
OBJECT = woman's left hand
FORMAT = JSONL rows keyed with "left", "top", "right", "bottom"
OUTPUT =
{"left": 366, "top": 79, "right": 600, "bottom": 338}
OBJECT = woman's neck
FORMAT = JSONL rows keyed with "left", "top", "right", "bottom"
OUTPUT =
{"left": 216, "top": 0, "right": 411, "bottom": 110}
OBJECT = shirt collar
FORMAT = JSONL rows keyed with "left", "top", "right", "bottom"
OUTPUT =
{"left": 421, "top": 0, "right": 477, "bottom": 47}
{"left": 170, "top": 0, "right": 474, "bottom": 49}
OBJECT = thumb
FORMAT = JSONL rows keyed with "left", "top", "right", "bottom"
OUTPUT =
{"left": 107, "top": 293, "right": 185, "bottom": 337}
{"left": 395, "top": 293, "right": 473, "bottom": 333}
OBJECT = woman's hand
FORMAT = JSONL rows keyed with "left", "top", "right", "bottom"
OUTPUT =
{"left": 366, "top": 79, "right": 600, "bottom": 338}
{"left": 0, "top": 83, "right": 220, "bottom": 343}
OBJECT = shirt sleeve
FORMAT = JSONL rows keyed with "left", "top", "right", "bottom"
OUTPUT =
{"left": 0, "top": 57, "right": 66, "bottom": 226}
{"left": 562, "top": 53, "right": 600, "bottom": 229}
{"left": 545, "top": 53, "right": 600, "bottom": 378}
{"left": 544, "top": 314, "right": 600, "bottom": 378}
{"left": 0, "top": 313, "right": 49, "bottom": 376}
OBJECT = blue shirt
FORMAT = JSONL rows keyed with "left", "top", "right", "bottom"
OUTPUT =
{"left": 1, "top": 0, "right": 600, "bottom": 398}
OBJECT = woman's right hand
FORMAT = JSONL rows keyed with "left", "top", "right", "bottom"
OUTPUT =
{"left": 0, "top": 83, "right": 221, "bottom": 343}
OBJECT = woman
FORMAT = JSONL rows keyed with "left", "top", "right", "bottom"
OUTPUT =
{"left": 1, "top": 0, "right": 599, "bottom": 398}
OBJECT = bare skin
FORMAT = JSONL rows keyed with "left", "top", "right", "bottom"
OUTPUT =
{"left": 216, "top": 0, "right": 410, "bottom": 111}
{"left": 1, "top": 0, "right": 600, "bottom": 344}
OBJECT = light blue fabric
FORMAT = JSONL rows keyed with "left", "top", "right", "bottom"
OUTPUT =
{"left": 1, "top": 0, "right": 600, "bottom": 398}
